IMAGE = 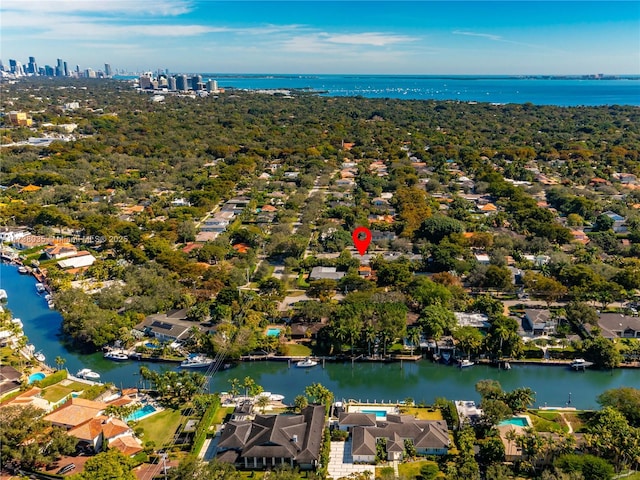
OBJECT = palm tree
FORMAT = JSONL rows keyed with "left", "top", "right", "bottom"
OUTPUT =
{"left": 54, "top": 356, "right": 66, "bottom": 371}
{"left": 408, "top": 328, "right": 421, "bottom": 356}
{"left": 363, "top": 322, "right": 377, "bottom": 357}
{"left": 255, "top": 394, "right": 270, "bottom": 414}
{"left": 228, "top": 378, "right": 241, "bottom": 397}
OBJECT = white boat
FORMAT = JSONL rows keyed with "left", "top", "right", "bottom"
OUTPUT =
{"left": 34, "top": 351, "right": 46, "bottom": 362}
{"left": 47, "top": 300, "right": 55, "bottom": 309}
{"left": 503, "top": 362, "right": 511, "bottom": 370}
{"left": 11, "top": 318, "right": 23, "bottom": 329}
{"left": 570, "top": 358, "right": 593, "bottom": 369}
{"left": 0, "top": 289, "right": 7, "bottom": 301}
{"left": 295, "top": 358, "right": 318, "bottom": 368}
{"left": 104, "top": 350, "right": 129, "bottom": 361}
{"left": 35, "top": 283, "right": 46, "bottom": 293}
{"left": 18, "top": 266, "right": 28, "bottom": 274}
{"left": 257, "top": 391, "right": 285, "bottom": 402}
{"left": 459, "top": 359, "right": 474, "bottom": 368}
{"left": 180, "top": 354, "right": 214, "bottom": 368}
{"left": 76, "top": 368, "right": 101, "bottom": 380}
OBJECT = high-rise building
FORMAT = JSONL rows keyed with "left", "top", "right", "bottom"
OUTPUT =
{"left": 28, "top": 56, "right": 38, "bottom": 75}
{"left": 168, "top": 76, "right": 177, "bottom": 91}
{"left": 85, "top": 68, "right": 96, "bottom": 78}
{"left": 104, "top": 64, "right": 112, "bottom": 77}
{"left": 63, "top": 61, "right": 69, "bottom": 77}
{"left": 9, "top": 59, "right": 17, "bottom": 73}
{"left": 139, "top": 74, "right": 153, "bottom": 89}
{"left": 44, "top": 65, "right": 55, "bottom": 76}
{"left": 206, "top": 79, "right": 218, "bottom": 92}
{"left": 191, "top": 75, "right": 202, "bottom": 90}
{"left": 56, "top": 58, "right": 64, "bottom": 76}
{"left": 176, "top": 74, "right": 188, "bottom": 91}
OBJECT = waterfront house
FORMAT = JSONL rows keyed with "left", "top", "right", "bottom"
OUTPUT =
{"left": 57, "top": 252, "right": 96, "bottom": 270}
{"left": 216, "top": 405, "right": 325, "bottom": 470}
{"left": 350, "top": 415, "right": 450, "bottom": 463}
{"left": 497, "top": 424, "right": 526, "bottom": 462}
{"left": 337, "top": 412, "right": 377, "bottom": 431}
{"left": 44, "top": 398, "right": 105, "bottom": 429}
{"left": 134, "top": 309, "right": 199, "bottom": 342}
{"left": 44, "top": 243, "right": 78, "bottom": 260}
{"left": 523, "top": 309, "right": 556, "bottom": 335}
{"left": 598, "top": 313, "right": 640, "bottom": 339}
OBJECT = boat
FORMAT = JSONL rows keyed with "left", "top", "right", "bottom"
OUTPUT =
{"left": 257, "top": 391, "right": 285, "bottom": 402}
{"left": 0, "top": 289, "right": 7, "bottom": 301}
{"left": 180, "top": 354, "right": 214, "bottom": 368}
{"left": 18, "top": 266, "right": 28, "bottom": 274}
{"left": 441, "top": 352, "right": 451, "bottom": 364}
{"left": 104, "top": 350, "right": 129, "bottom": 361}
{"left": 295, "top": 358, "right": 318, "bottom": 368}
{"left": 76, "top": 368, "right": 101, "bottom": 380}
{"left": 458, "top": 359, "right": 474, "bottom": 368}
{"left": 34, "top": 351, "right": 45, "bottom": 362}
{"left": 35, "top": 283, "right": 46, "bottom": 294}
{"left": 47, "top": 300, "right": 55, "bottom": 309}
{"left": 503, "top": 361, "right": 511, "bottom": 370}
{"left": 11, "top": 317, "right": 23, "bottom": 329}
{"left": 570, "top": 358, "right": 594, "bottom": 370}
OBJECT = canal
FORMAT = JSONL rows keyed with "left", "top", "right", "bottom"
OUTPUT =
{"left": 2, "top": 263, "right": 638, "bottom": 409}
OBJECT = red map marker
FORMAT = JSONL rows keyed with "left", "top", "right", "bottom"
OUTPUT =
{"left": 352, "top": 226, "right": 372, "bottom": 256}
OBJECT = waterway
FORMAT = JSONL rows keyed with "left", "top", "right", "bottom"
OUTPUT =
{"left": 1, "top": 263, "right": 638, "bottom": 409}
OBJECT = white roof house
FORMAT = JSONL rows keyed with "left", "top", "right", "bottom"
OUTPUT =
{"left": 57, "top": 253, "right": 96, "bottom": 269}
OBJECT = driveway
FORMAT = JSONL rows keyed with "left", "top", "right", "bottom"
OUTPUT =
{"left": 327, "top": 440, "right": 374, "bottom": 480}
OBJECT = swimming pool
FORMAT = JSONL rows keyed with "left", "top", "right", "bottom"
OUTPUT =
{"left": 144, "top": 342, "right": 160, "bottom": 349}
{"left": 266, "top": 327, "right": 282, "bottom": 337}
{"left": 362, "top": 409, "right": 388, "bottom": 418}
{"left": 28, "top": 372, "right": 46, "bottom": 383}
{"left": 124, "top": 404, "right": 158, "bottom": 422}
{"left": 498, "top": 417, "right": 530, "bottom": 427}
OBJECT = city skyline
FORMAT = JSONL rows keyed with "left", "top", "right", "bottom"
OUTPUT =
{"left": 1, "top": 1, "right": 639, "bottom": 75}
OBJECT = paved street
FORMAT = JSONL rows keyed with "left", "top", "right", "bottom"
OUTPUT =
{"left": 327, "top": 440, "right": 374, "bottom": 479}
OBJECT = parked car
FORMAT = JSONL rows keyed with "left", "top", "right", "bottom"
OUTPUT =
{"left": 57, "top": 463, "right": 76, "bottom": 475}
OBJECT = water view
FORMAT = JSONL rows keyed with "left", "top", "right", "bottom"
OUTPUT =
{"left": 2, "top": 263, "right": 637, "bottom": 410}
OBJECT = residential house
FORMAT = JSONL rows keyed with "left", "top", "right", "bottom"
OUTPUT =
{"left": 0, "top": 365, "right": 22, "bottom": 397}
{"left": 337, "top": 412, "right": 377, "bottom": 431}
{"left": 602, "top": 211, "right": 627, "bottom": 233}
{"left": 43, "top": 397, "right": 142, "bottom": 456}
{"left": 570, "top": 230, "right": 589, "bottom": 245}
{"left": 497, "top": 424, "right": 526, "bottom": 462}
{"left": 57, "top": 252, "right": 96, "bottom": 270}
{"left": 134, "top": 309, "right": 200, "bottom": 342}
{"left": 454, "top": 312, "right": 490, "bottom": 329}
{"left": 523, "top": 309, "right": 556, "bottom": 335}
{"left": 308, "top": 267, "right": 345, "bottom": 281}
{"left": 350, "top": 415, "right": 450, "bottom": 463}
{"left": 216, "top": 405, "right": 325, "bottom": 470}
{"left": 598, "top": 313, "right": 640, "bottom": 339}
{"left": 0, "top": 228, "right": 29, "bottom": 243}
{"left": 455, "top": 401, "right": 483, "bottom": 428}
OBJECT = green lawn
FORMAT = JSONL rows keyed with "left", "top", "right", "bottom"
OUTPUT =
{"left": 137, "top": 408, "right": 184, "bottom": 447}
{"left": 213, "top": 406, "right": 234, "bottom": 425}
{"left": 527, "top": 411, "right": 568, "bottom": 433}
{"left": 398, "top": 460, "right": 442, "bottom": 479}
{"left": 285, "top": 343, "right": 312, "bottom": 356}
{"left": 41, "top": 381, "right": 88, "bottom": 403}
{"left": 399, "top": 407, "right": 443, "bottom": 421}
{"left": 623, "top": 472, "right": 640, "bottom": 480}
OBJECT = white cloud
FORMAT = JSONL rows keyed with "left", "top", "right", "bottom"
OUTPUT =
{"left": 322, "top": 32, "right": 418, "bottom": 46}
{"left": 1, "top": 0, "right": 193, "bottom": 17}
{"left": 452, "top": 30, "right": 502, "bottom": 41}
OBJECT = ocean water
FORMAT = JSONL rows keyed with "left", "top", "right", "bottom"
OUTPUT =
{"left": 200, "top": 74, "right": 639, "bottom": 106}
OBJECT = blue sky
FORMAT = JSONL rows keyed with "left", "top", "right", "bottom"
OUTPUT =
{"left": 1, "top": 1, "right": 639, "bottom": 74}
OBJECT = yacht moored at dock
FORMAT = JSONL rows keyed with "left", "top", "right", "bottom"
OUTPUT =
{"left": 570, "top": 358, "right": 594, "bottom": 370}
{"left": 458, "top": 359, "right": 474, "bottom": 368}
{"left": 295, "top": 358, "right": 318, "bottom": 368}
{"left": 104, "top": 350, "right": 129, "bottom": 361}
{"left": 180, "top": 354, "right": 214, "bottom": 368}
{"left": 76, "top": 368, "right": 101, "bottom": 380}
{"left": 34, "top": 351, "right": 45, "bottom": 362}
